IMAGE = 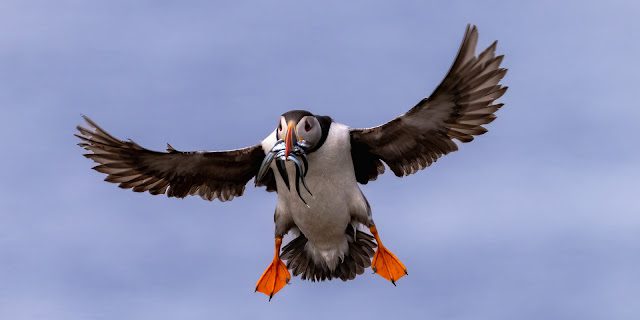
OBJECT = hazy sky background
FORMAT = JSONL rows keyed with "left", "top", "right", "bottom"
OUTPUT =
{"left": 1, "top": 1, "right": 638, "bottom": 319}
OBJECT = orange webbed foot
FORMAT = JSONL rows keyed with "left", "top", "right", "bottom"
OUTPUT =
{"left": 370, "top": 226, "right": 408, "bottom": 285}
{"left": 372, "top": 244, "right": 408, "bottom": 285}
{"left": 255, "top": 236, "right": 291, "bottom": 300}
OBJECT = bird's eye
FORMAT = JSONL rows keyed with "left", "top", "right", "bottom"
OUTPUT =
{"left": 304, "top": 119, "right": 311, "bottom": 131}
{"left": 278, "top": 123, "right": 282, "bottom": 131}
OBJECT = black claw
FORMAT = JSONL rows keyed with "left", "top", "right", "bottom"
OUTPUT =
{"left": 391, "top": 279, "right": 397, "bottom": 286}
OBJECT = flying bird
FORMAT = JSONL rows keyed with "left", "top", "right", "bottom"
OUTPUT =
{"left": 76, "top": 25, "right": 507, "bottom": 300}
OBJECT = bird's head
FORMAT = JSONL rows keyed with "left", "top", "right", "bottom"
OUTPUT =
{"left": 277, "top": 110, "right": 323, "bottom": 157}
{"left": 255, "top": 110, "right": 332, "bottom": 205}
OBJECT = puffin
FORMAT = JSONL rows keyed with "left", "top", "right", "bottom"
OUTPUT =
{"left": 76, "top": 25, "right": 507, "bottom": 300}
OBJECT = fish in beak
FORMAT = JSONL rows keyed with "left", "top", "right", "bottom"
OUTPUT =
{"left": 255, "top": 122, "right": 312, "bottom": 205}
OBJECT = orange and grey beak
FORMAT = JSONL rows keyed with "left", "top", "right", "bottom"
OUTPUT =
{"left": 284, "top": 122, "right": 296, "bottom": 158}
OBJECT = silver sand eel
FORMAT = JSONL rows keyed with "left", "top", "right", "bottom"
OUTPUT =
{"left": 255, "top": 139, "right": 313, "bottom": 205}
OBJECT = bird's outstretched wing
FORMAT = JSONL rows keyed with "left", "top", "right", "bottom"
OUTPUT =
{"left": 76, "top": 116, "right": 273, "bottom": 201}
{"left": 350, "top": 25, "right": 507, "bottom": 183}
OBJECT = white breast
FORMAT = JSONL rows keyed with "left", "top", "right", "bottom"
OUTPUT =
{"left": 261, "top": 123, "right": 369, "bottom": 268}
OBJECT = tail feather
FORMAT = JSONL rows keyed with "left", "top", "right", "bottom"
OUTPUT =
{"left": 280, "top": 226, "right": 377, "bottom": 282}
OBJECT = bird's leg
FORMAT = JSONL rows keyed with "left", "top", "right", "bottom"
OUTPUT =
{"left": 255, "top": 236, "right": 291, "bottom": 300}
{"left": 369, "top": 225, "right": 408, "bottom": 285}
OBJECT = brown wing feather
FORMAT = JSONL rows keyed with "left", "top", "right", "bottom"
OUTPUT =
{"left": 350, "top": 24, "right": 507, "bottom": 181}
{"left": 76, "top": 116, "right": 269, "bottom": 201}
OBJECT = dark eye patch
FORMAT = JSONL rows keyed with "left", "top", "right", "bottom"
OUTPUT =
{"left": 304, "top": 119, "right": 311, "bottom": 131}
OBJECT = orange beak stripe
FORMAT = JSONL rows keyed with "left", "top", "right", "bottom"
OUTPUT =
{"left": 284, "top": 122, "right": 295, "bottom": 158}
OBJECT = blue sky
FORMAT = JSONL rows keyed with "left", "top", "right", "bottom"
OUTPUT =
{"left": 1, "top": 0, "right": 638, "bottom": 319}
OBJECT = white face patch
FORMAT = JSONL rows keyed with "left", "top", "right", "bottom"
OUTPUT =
{"left": 295, "top": 116, "right": 321, "bottom": 148}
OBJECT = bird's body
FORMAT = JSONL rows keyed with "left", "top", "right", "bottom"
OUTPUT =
{"left": 75, "top": 25, "right": 508, "bottom": 299}
{"left": 263, "top": 122, "right": 370, "bottom": 270}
